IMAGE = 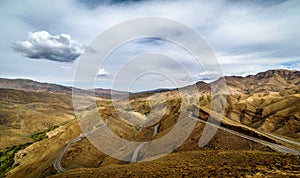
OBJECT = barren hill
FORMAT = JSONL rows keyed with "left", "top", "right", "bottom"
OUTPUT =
{"left": 1, "top": 69, "right": 299, "bottom": 178}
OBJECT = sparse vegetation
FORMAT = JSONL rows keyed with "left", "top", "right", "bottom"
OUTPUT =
{"left": 0, "top": 125, "right": 60, "bottom": 177}
{"left": 0, "top": 142, "right": 32, "bottom": 178}
{"left": 0, "top": 88, "right": 75, "bottom": 149}
{"left": 1, "top": 69, "right": 300, "bottom": 177}
{"left": 30, "top": 125, "right": 59, "bottom": 141}
{"left": 124, "top": 107, "right": 132, "bottom": 111}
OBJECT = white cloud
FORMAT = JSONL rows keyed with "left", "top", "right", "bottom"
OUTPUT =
{"left": 97, "top": 68, "right": 108, "bottom": 76}
{"left": 197, "top": 71, "right": 220, "bottom": 80}
{"left": 59, "top": 65, "right": 73, "bottom": 70}
{"left": 12, "top": 31, "right": 84, "bottom": 62}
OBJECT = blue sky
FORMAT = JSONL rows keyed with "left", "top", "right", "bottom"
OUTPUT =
{"left": 0, "top": 0, "right": 299, "bottom": 91}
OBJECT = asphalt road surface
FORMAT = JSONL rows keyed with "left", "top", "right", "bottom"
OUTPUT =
{"left": 53, "top": 120, "right": 108, "bottom": 173}
{"left": 187, "top": 111, "right": 300, "bottom": 155}
{"left": 54, "top": 110, "right": 300, "bottom": 173}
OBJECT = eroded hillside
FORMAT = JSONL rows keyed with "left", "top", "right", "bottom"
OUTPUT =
{"left": 1, "top": 69, "right": 299, "bottom": 178}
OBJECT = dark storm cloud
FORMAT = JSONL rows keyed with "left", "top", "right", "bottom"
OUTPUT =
{"left": 12, "top": 31, "right": 84, "bottom": 62}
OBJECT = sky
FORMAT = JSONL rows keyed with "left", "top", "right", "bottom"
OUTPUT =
{"left": 1, "top": 0, "right": 300, "bottom": 91}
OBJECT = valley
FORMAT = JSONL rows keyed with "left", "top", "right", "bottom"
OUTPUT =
{"left": 0, "top": 69, "right": 299, "bottom": 177}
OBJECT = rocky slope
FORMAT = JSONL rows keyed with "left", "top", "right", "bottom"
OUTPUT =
{"left": 1, "top": 69, "right": 299, "bottom": 177}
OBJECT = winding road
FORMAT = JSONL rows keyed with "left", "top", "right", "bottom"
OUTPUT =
{"left": 130, "top": 124, "right": 160, "bottom": 162}
{"left": 131, "top": 142, "right": 147, "bottom": 162}
{"left": 55, "top": 109, "right": 300, "bottom": 173}
{"left": 53, "top": 120, "right": 108, "bottom": 173}
{"left": 187, "top": 111, "right": 300, "bottom": 155}
{"left": 130, "top": 110, "right": 300, "bottom": 163}
{"left": 262, "top": 131, "right": 300, "bottom": 147}
{"left": 153, "top": 124, "right": 159, "bottom": 137}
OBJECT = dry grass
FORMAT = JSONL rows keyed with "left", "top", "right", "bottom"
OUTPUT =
{"left": 3, "top": 70, "right": 300, "bottom": 178}
{"left": 49, "top": 150, "right": 300, "bottom": 178}
{"left": 0, "top": 89, "right": 75, "bottom": 149}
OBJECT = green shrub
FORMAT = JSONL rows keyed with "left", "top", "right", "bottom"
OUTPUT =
{"left": 0, "top": 142, "right": 32, "bottom": 177}
{"left": 30, "top": 125, "right": 59, "bottom": 141}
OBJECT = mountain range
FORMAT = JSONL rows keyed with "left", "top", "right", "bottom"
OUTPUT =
{"left": 1, "top": 69, "right": 299, "bottom": 95}
{"left": 0, "top": 69, "right": 299, "bottom": 177}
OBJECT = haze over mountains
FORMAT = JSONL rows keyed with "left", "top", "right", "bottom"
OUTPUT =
{"left": 1, "top": 69, "right": 299, "bottom": 95}
{"left": 0, "top": 78, "right": 126, "bottom": 99}
{"left": 0, "top": 69, "right": 299, "bottom": 177}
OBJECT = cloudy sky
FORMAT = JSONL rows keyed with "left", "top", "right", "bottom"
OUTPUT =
{"left": 1, "top": 0, "right": 300, "bottom": 91}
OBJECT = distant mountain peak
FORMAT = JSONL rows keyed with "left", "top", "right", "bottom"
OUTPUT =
{"left": 0, "top": 69, "right": 299, "bottom": 96}
{"left": 248, "top": 69, "right": 299, "bottom": 80}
